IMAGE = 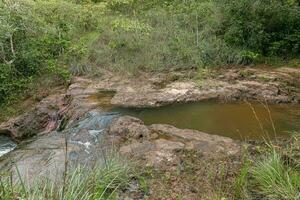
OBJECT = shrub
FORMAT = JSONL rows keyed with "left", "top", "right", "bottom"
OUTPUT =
{"left": 1, "top": 0, "right": 299, "bottom": 105}
{"left": 80, "top": 0, "right": 300, "bottom": 74}
{"left": 219, "top": 0, "right": 300, "bottom": 56}
{"left": 0, "top": 0, "right": 106, "bottom": 105}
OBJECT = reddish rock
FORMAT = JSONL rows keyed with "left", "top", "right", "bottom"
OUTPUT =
{"left": 0, "top": 94, "right": 67, "bottom": 140}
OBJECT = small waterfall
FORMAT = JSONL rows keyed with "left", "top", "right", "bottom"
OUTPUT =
{"left": 0, "top": 135, "right": 17, "bottom": 157}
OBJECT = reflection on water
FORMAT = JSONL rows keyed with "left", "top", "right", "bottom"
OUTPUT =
{"left": 113, "top": 101, "right": 300, "bottom": 140}
{"left": 0, "top": 135, "right": 16, "bottom": 157}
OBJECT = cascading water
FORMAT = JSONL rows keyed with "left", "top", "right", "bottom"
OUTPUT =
{"left": 0, "top": 135, "right": 17, "bottom": 157}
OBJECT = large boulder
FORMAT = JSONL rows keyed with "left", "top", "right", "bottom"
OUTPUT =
{"left": 108, "top": 116, "right": 151, "bottom": 141}
{"left": 0, "top": 94, "right": 67, "bottom": 140}
{"left": 108, "top": 116, "right": 241, "bottom": 167}
{"left": 149, "top": 124, "right": 240, "bottom": 156}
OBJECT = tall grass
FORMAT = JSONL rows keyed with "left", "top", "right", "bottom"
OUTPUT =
{"left": 0, "top": 153, "right": 132, "bottom": 200}
{"left": 236, "top": 102, "right": 300, "bottom": 199}
{"left": 81, "top": 0, "right": 300, "bottom": 74}
{"left": 251, "top": 150, "right": 300, "bottom": 200}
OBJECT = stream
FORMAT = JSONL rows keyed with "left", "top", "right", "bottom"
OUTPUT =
{"left": 1, "top": 96, "right": 299, "bottom": 157}
{"left": 0, "top": 135, "right": 16, "bottom": 157}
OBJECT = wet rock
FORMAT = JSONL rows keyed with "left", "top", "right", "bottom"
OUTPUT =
{"left": 65, "top": 78, "right": 100, "bottom": 126}
{"left": 2, "top": 133, "right": 76, "bottom": 185}
{"left": 0, "top": 135, "right": 16, "bottom": 157}
{"left": 0, "top": 110, "right": 118, "bottom": 185}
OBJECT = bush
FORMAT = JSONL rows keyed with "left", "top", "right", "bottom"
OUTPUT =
{"left": 1, "top": 0, "right": 299, "bottom": 104}
{"left": 0, "top": 0, "right": 106, "bottom": 105}
{"left": 0, "top": 0, "right": 68, "bottom": 105}
{"left": 79, "top": 0, "right": 299, "bottom": 74}
{"left": 219, "top": 0, "right": 300, "bottom": 56}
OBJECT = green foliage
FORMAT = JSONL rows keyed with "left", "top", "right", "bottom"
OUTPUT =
{"left": 0, "top": 0, "right": 108, "bottom": 105}
{"left": 78, "top": 0, "right": 299, "bottom": 73}
{"left": 0, "top": 153, "right": 132, "bottom": 200}
{"left": 233, "top": 159, "right": 251, "bottom": 199}
{"left": 251, "top": 150, "right": 300, "bottom": 200}
{"left": 0, "top": 0, "right": 70, "bottom": 105}
{"left": 1, "top": 0, "right": 299, "bottom": 104}
{"left": 219, "top": 0, "right": 300, "bottom": 56}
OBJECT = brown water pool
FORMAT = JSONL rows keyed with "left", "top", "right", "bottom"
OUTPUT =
{"left": 113, "top": 101, "right": 300, "bottom": 140}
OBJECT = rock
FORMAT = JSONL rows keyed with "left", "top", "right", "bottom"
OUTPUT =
{"left": 119, "top": 139, "right": 184, "bottom": 166}
{"left": 120, "top": 139, "right": 184, "bottom": 155}
{"left": 109, "top": 116, "right": 151, "bottom": 140}
{"left": 109, "top": 81, "right": 223, "bottom": 108}
{"left": 0, "top": 94, "right": 67, "bottom": 140}
{"left": 109, "top": 116, "right": 241, "bottom": 166}
{"left": 1, "top": 66, "right": 299, "bottom": 188}
{"left": 91, "top": 67, "right": 300, "bottom": 107}
{"left": 0, "top": 110, "right": 118, "bottom": 185}
{"left": 149, "top": 124, "right": 240, "bottom": 156}
{"left": 154, "top": 139, "right": 185, "bottom": 150}
{"left": 1, "top": 133, "right": 76, "bottom": 185}
{"left": 119, "top": 141, "right": 155, "bottom": 155}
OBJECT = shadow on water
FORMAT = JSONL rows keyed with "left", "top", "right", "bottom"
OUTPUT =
{"left": 112, "top": 100, "right": 300, "bottom": 140}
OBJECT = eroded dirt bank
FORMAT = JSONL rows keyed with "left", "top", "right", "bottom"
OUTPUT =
{"left": 0, "top": 67, "right": 299, "bottom": 198}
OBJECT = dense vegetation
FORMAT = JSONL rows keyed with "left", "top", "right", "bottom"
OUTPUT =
{"left": 1, "top": 0, "right": 299, "bottom": 105}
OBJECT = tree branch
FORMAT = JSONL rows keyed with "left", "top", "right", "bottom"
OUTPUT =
{"left": 9, "top": 34, "right": 16, "bottom": 58}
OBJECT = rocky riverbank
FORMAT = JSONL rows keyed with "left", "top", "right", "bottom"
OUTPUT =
{"left": 93, "top": 67, "right": 300, "bottom": 107}
{"left": 0, "top": 66, "right": 299, "bottom": 198}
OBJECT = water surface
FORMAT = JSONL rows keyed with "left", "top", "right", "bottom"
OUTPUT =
{"left": 113, "top": 101, "right": 300, "bottom": 140}
{"left": 0, "top": 135, "right": 16, "bottom": 157}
